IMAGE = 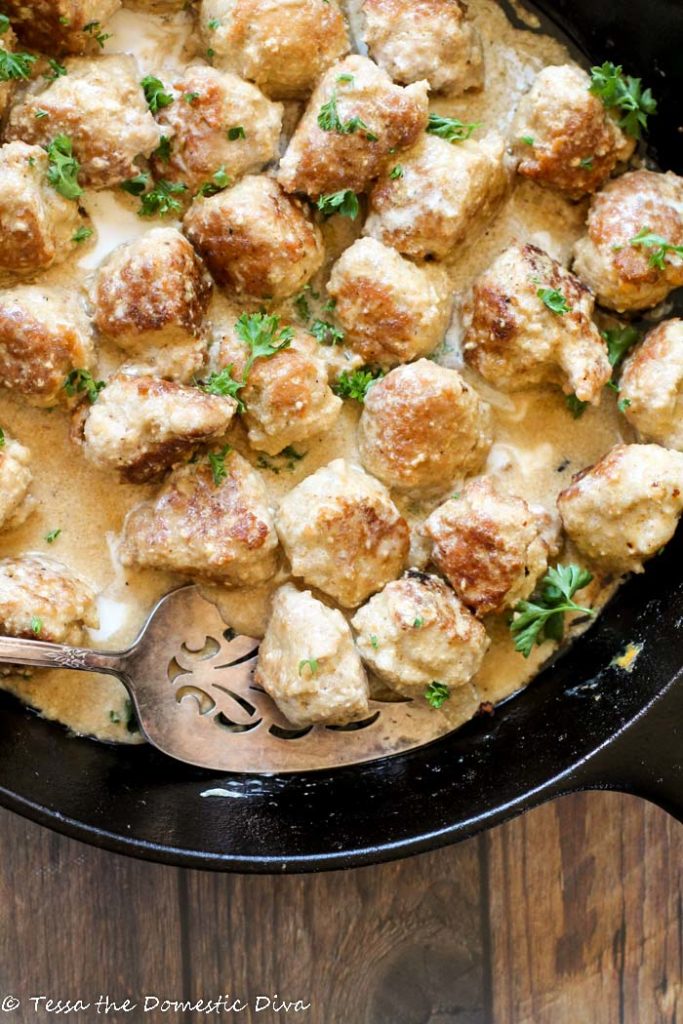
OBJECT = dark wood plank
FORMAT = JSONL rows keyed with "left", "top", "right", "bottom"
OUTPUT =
{"left": 487, "top": 792, "right": 683, "bottom": 1024}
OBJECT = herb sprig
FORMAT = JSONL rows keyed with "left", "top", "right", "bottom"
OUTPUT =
{"left": 316, "top": 189, "right": 359, "bottom": 220}
{"left": 588, "top": 62, "right": 656, "bottom": 139}
{"left": 0, "top": 50, "right": 37, "bottom": 81}
{"left": 510, "top": 564, "right": 594, "bottom": 658}
{"left": 426, "top": 113, "right": 479, "bottom": 142}
{"left": 628, "top": 227, "right": 683, "bottom": 270}
{"left": 141, "top": 74, "right": 173, "bottom": 113}
{"left": 46, "top": 135, "right": 82, "bottom": 199}
{"left": 425, "top": 682, "right": 450, "bottom": 709}
{"left": 332, "top": 368, "right": 383, "bottom": 402}
{"left": 64, "top": 368, "right": 105, "bottom": 404}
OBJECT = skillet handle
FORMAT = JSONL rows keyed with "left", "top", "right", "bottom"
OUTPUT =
{"left": 574, "top": 679, "right": 683, "bottom": 822}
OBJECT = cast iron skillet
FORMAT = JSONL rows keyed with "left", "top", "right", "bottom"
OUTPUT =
{"left": 1, "top": 0, "right": 682, "bottom": 873}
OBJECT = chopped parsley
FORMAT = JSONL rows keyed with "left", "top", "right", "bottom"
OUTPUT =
{"left": 83, "top": 20, "right": 111, "bottom": 47}
{"left": 0, "top": 427, "right": 4, "bottom": 447}
{"left": 427, "top": 113, "right": 479, "bottom": 142}
{"left": 141, "top": 74, "right": 173, "bottom": 113}
{"left": 317, "top": 91, "right": 377, "bottom": 140}
{"left": 207, "top": 17, "right": 221, "bottom": 29}
{"left": 425, "top": 681, "right": 450, "bottom": 709}
{"left": 294, "top": 290, "right": 311, "bottom": 322}
{"left": 579, "top": 155, "right": 594, "bottom": 170}
{"left": 520, "top": 135, "right": 534, "bottom": 146}
{"left": 618, "top": 396, "right": 632, "bottom": 413}
{"left": 120, "top": 172, "right": 150, "bottom": 196}
{"left": 72, "top": 225, "right": 92, "bottom": 243}
{"left": 227, "top": 125, "right": 246, "bottom": 140}
{"left": 537, "top": 286, "right": 571, "bottom": 315}
{"left": 0, "top": 50, "right": 37, "bottom": 81}
{"left": 184, "top": 91, "right": 200, "bottom": 104}
{"left": 64, "top": 368, "right": 105, "bottom": 403}
{"left": 197, "top": 366, "right": 245, "bottom": 410}
{"left": 153, "top": 135, "right": 172, "bottom": 163}
{"left": 628, "top": 227, "right": 683, "bottom": 270}
{"left": 35, "top": 108, "right": 49, "bottom": 120}
{"left": 45, "top": 58, "right": 67, "bottom": 80}
{"left": 298, "top": 658, "right": 319, "bottom": 676}
{"left": 138, "top": 179, "right": 188, "bottom": 217}
{"left": 208, "top": 445, "right": 232, "bottom": 486}
{"left": 603, "top": 323, "right": 641, "bottom": 368}
{"left": 45, "top": 528, "right": 61, "bottom": 544}
{"left": 236, "top": 312, "right": 293, "bottom": 371}
{"left": 332, "top": 367, "right": 383, "bottom": 402}
{"left": 46, "top": 135, "right": 82, "bottom": 199}
{"left": 565, "top": 393, "right": 588, "bottom": 419}
{"left": 389, "top": 164, "right": 404, "bottom": 179}
{"left": 30, "top": 616, "right": 43, "bottom": 636}
{"left": 337, "top": 72, "right": 354, "bottom": 84}
{"left": 369, "top": 635, "right": 379, "bottom": 650}
{"left": 196, "top": 165, "right": 231, "bottom": 197}
{"left": 589, "top": 62, "right": 657, "bottom": 139}
{"left": 310, "top": 319, "right": 344, "bottom": 346}
{"left": 316, "top": 189, "right": 359, "bottom": 220}
{"left": 510, "top": 564, "right": 594, "bottom": 658}
{"left": 413, "top": 617, "right": 424, "bottom": 629}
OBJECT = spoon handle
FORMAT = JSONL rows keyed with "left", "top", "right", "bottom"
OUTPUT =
{"left": 0, "top": 636, "right": 125, "bottom": 677}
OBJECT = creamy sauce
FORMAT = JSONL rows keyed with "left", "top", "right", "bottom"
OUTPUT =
{"left": 0, "top": 0, "right": 627, "bottom": 743}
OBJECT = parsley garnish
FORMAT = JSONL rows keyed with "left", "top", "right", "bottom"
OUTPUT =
{"left": 370, "top": 635, "right": 379, "bottom": 650}
{"left": 45, "top": 58, "right": 67, "bottom": 80}
{"left": 139, "top": 179, "right": 188, "bottom": 217}
{"left": 83, "top": 20, "right": 111, "bottom": 47}
{"left": 565, "top": 393, "right": 588, "bottom": 419}
{"left": 520, "top": 135, "right": 534, "bottom": 146}
{"left": 413, "top": 617, "right": 424, "bottom": 628}
{"left": 141, "top": 74, "right": 173, "bottom": 113}
{"left": 316, "top": 189, "right": 359, "bottom": 220}
{"left": 197, "top": 366, "right": 245, "bottom": 410}
{"left": 196, "top": 166, "right": 231, "bottom": 197}
{"left": 45, "top": 529, "right": 61, "bottom": 544}
{"left": 294, "top": 291, "right": 311, "bottom": 322}
{"left": 64, "top": 368, "right": 105, "bottom": 403}
{"left": 579, "top": 155, "right": 594, "bottom": 170}
{"left": 72, "top": 226, "right": 92, "bottom": 243}
{"left": 235, "top": 312, "right": 293, "bottom": 371}
{"left": 184, "top": 91, "right": 200, "bottom": 104}
{"left": 628, "top": 227, "right": 683, "bottom": 270}
{"left": 588, "top": 62, "right": 656, "bottom": 139}
{"left": 154, "top": 135, "right": 172, "bottom": 163}
{"left": 35, "top": 108, "right": 49, "bottom": 119}
{"left": 427, "top": 113, "right": 479, "bottom": 142}
{"left": 120, "top": 172, "right": 150, "bottom": 196}
{"left": 389, "top": 164, "right": 404, "bottom": 179}
{"left": 30, "top": 616, "right": 43, "bottom": 636}
{"left": 618, "top": 396, "right": 632, "bottom": 413}
{"left": 310, "top": 319, "right": 344, "bottom": 346}
{"left": 0, "top": 427, "right": 4, "bottom": 447}
{"left": 510, "top": 564, "right": 594, "bottom": 658}
{"left": 332, "top": 368, "right": 383, "bottom": 402}
{"left": 0, "top": 14, "right": 9, "bottom": 33}
{"left": 298, "top": 658, "right": 319, "bottom": 676}
{"left": 537, "top": 287, "right": 571, "bottom": 315}
{"left": 207, "top": 17, "right": 221, "bottom": 29}
{"left": 46, "top": 135, "right": 82, "bottom": 199}
{"left": 425, "top": 682, "right": 450, "bottom": 709}
{"left": 0, "top": 50, "right": 37, "bottom": 81}
{"left": 227, "top": 125, "right": 246, "bottom": 140}
{"left": 317, "top": 91, "right": 377, "bottom": 140}
{"left": 603, "top": 323, "right": 641, "bottom": 368}
{"left": 208, "top": 445, "right": 232, "bottom": 486}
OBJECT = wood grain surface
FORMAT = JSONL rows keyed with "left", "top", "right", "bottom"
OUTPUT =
{"left": 0, "top": 793, "right": 680, "bottom": 1024}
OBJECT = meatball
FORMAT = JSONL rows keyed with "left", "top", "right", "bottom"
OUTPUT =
{"left": 150, "top": 65, "right": 283, "bottom": 196}
{"left": 358, "top": 360, "right": 492, "bottom": 492}
{"left": 91, "top": 228, "right": 212, "bottom": 381}
{"left": 511, "top": 65, "right": 635, "bottom": 199}
{"left": 278, "top": 55, "right": 429, "bottom": 199}
{"left": 619, "top": 319, "right": 683, "bottom": 450}
{"left": 0, "top": 0, "right": 120, "bottom": 55}
{"left": 327, "top": 237, "right": 452, "bottom": 367}
{"left": 0, "top": 433, "right": 34, "bottom": 532}
{"left": 0, "top": 142, "right": 83, "bottom": 281}
{"left": 255, "top": 584, "right": 369, "bottom": 727}
{"left": 6, "top": 55, "right": 161, "bottom": 190}
{"left": 557, "top": 443, "right": 683, "bottom": 574}
{"left": 0, "top": 20, "right": 18, "bottom": 120}
{"left": 184, "top": 176, "right": 324, "bottom": 300}
{"left": 364, "top": 132, "right": 510, "bottom": 260}
{"left": 213, "top": 318, "right": 342, "bottom": 455}
{"left": 423, "top": 478, "right": 554, "bottom": 615}
{"left": 463, "top": 243, "right": 611, "bottom": 404}
{"left": 351, "top": 570, "right": 489, "bottom": 697}
{"left": 73, "top": 372, "right": 237, "bottom": 483}
{"left": 572, "top": 170, "right": 683, "bottom": 312}
{"left": 120, "top": 451, "right": 279, "bottom": 585}
{"left": 361, "top": 0, "right": 484, "bottom": 96}
{"left": 200, "top": 0, "right": 350, "bottom": 100}
{"left": 0, "top": 554, "right": 98, "bottom": 644}
{"left": 0, "top": 286, "right": 94, "bottom": 407}
{"left": 275, "top": 458, "right": 409, "bottom": 607}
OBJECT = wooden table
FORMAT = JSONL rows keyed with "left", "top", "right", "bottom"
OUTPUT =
{"left": 0, "top": 792, "right": 680, "bottom": 1023}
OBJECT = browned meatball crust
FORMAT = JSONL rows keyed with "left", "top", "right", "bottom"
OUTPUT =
{"left": 0, "top": 0, "right": 120, "bottom": 55}
{"left": 0, "top": 554, "right": 98, "bottom": 645}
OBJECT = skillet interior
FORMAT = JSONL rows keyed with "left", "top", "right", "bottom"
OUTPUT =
{"left": 0, "top": 0, "right": 681, "bottom": 872}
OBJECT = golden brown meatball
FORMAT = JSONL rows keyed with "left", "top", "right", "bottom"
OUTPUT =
{"left": 619, "top": 319, "right": 683, "bottom": 450}
{"left": 358, "top": 360, "right": 492, "bottom": 492}
{"left": 557, "top": 443, "right": 683, "bottom": 574}
{"left": 6, "top": 55, "right": 162, "bottom": 190}
{"left": 150, "top": 65, "right": 283, "bottom": 196}
{"left": 0, "top": 0, "right": 120, "bottom": 55}
{"left": 183, "top": 176, "right": 324, "bottom": 300}
{"left": 0, "top": 142, "right": 84, "bottom": 281}
{"left": 120, "top": 451, "right": 280, "bottom": 586}
{"left": 255, "top": 583, "right": 369, "bottom": 728}
{"left": 200, "top": 0, "right": 350, "bottom": 100}
{"left": 0, "top": 554, "right": 98, "bottom": 644}
{"left": 91, "top": 228, "right": 212, "bottom": 381}
{"left": 0, "top": 286, "right": 94, "bottom": 407}
{"left": 275, "top": 457, "right": 410, "bottom": 607}
{"left": 73, "top": 372, "right": 237, "bottom": 483}
{"left": 351, "top": 570, "right": 489, "bottom": 697}
{"left": 463, "top": 243, "right": 611, "bottom": 404}
{"left": 278, "top": 55, "right": 429, "bottom": 200}
{"left": 0, "top": 433, "right": 34, "bottom": 532}
{"left": 0, "top": 20, "right": 18, "bottom": 120}
{"left": 423, "top": 478, "right": 554, "bottom": 615}
{"left": 364, "top": 132, "right": 510, "bottom": 259}
{"left": 511, "top": 65, "right": 635, "bottom": 199}
{"left": 212, "top": 317, "right": 342, "bottom": 455}
{"left": 572, "top": 170, "right": 683, "bottom": 312}
{"left": 362, "top": 0, "right": 484, "bottom": 96}
{"left": 327, "top": 237, "right": 452, "bottom": 367}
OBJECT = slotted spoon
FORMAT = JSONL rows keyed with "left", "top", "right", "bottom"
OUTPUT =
{"left": 0, "top": 584, "right": 459, "bottom": 773}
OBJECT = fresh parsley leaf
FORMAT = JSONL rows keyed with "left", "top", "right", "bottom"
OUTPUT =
{"left": 389, "top": 164, "right": 404, "bottom": 179}
{"left": 35, "top": 108, "right": 49, "bottom": 119}
{"left": 64, "top": 368, "right": 105, "bottom": 403}
{"left": 208, "top": 445, "right": 232, "bottom": 486}
{"left": 332, "top": 368, "right": 383, "bottom": 402}
{"left": 120, "top": 172, "right": 150, "bottom": 196}
{"left": 310, "top": 319, "right": 344, "bottom": 346}
{"left": 427, "top": 113, "right": 479, "bottom": 142}
{"left": 565, "top": 393, "right": 588, "bottom": 419}
{"left": 579, "top": 155, "right": 594, "bottom": 169}
{"left": 317, "top": 91, "right": 376, "bottom": 139}
{"left": 207, "top": 17, "right": 221, "bottom": 29}
{"left": 337, "top": 72, "right": 354, "bottom": 84}
{"left": 618, "top": 396, "right": 632, "bottom": 413}
{"left": 602, "top": 323, "right": 641, "bottom": 368}
{"left": 298, "top": 658, "right": 319, "bottom": 676}
{"left": 588, "top": 62, "right": 657, "bottom": 139}
{"left": 154, "top": 135, "right": 172, "bottom": 163}
{"left": 629, "top": 227, "right": 683, "bottom": 270}
{"left": 294, "top": 291, "right": 310, "bottom": 322}
{"left": 227, "top": 125, "right": 246, "bottom": 140}
{"left": 45, "top": 58, "right": 67, "bottom": 80}
{"left": 141, "top": 74, "right": 173, "bottom": 113}
{"left": 83, "top": 20, "right": 111, "bottom": 47}
{"left": 45, "top": 529, "right": 61, "bottom": 544}
{"left": 30, "top": 616, "right": 43, "bottom": 636}
{"left": 413, "top": 617, "right": 424, "bottom": 629}
{"left": 370, "top": 635, "right": 379, "bottom": 650}
{"left": 537, "top": 287, "right": 571, "bottom": 315}
{"left": 0, "top": 427, "right": 4, "bottom": 447}
{"left": 316, "top": 189, "right": 359, "bottom": 220}
{"left": 138, "top": 179, "right": 187, "bottom": 217}
{"left": 184, "top": 91, "right": 200, "bottom": 104}
{"left": 425, "top": 681, "right": 450, "bottom": 709}
{"left": 72, "top": 226, "right": 92, "bottom": 243}
{"left": 196, "top": 165, "right": 231, "bottom": 197}
{"left": 235, "top": 312, "right": 293, "bottom": 374}
{"left": 0, "top": 50, "right": 37, "bottom": 81}
{"left": 46, "top": 135, "right": 82, "bottom": 199}
{"left": 510, "top": 563, "right": 594, "bottom": 658}
{"left": 520, "top": 135, "right": 534, "bottom": 145}
{"left": 197, "top": 366, "right": 245, "bottom": 410}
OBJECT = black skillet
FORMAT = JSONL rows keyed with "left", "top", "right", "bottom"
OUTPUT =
{"left": 0, "top": 0, "right": 681, "bottom": 872}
